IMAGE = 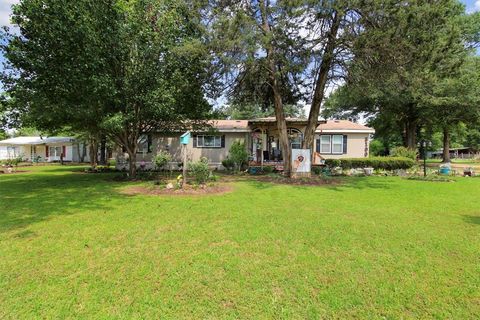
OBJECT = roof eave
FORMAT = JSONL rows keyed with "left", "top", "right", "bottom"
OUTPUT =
{"left": 316, "top": 129, "right": 375, "bottom": 134}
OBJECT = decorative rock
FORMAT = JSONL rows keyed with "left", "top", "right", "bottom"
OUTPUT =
{"left": 364, "top": 167, "right": 374, "bottom": 176}
{"left": 166, "top": 183, "right": 174, "bottom": 189}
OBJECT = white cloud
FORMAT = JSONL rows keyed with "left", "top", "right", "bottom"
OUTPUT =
{"left": 0, "top": 0, "right": 19, "bottom": 28}
{"left": 475, "top": 0, "right": 480, "bottom": 11}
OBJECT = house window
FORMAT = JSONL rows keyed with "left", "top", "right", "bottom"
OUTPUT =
{"left": 318, "top": 134, "right": 346, "bottom": 154}
{"left": 7, "top": 146, "right": 18, "bottom": 158}
{"left": 197, "top": 135, "right": 222, "bottom": 148}
{"left": 332, "top": 135, "right": 344, "bottom": 154}
{"left": 287, "top": 128, "right": 303, "bottom": 149}
{"left": 49, "top": 146, "right": 62, "bottom": 157}
{"left": 137, "top": 134, "right": 152, "bottom": 153}
{"left": 320, "top": 135, "right": 331, "bottom": 153}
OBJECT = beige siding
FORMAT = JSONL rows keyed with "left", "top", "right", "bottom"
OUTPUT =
{"left": 117, "top": 130, "right": 370, "bottom": 170}
{"left": 34, "top": 145, "right": 46, "bottom": 161}
{"left": 133, "top": 132, "right": 248, "bottom": 169}
{"left": 316, "top": 133, "right": 370, "bottom": 159}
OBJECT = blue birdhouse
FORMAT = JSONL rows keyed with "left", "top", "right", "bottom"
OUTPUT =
{"left": 180, "top": 131, "right": 191, "bottom": 145}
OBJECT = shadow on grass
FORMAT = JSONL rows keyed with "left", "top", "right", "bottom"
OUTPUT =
{"left": 327, "top": 177, "right": 393, "bottom": 191}
{"left": 463, "top": 215, "right": 480, "bottom": 225}
{"left": 32, "top": 165, "right": 89, "bottom": 173}
{"left": 244, "top": 176, "right": 393, "bottom": 192}
{"left": 0, "top": 169, "right": 124, "bottom": 234}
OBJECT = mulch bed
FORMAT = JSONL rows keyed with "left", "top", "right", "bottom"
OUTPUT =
{"left": 221, "top": 174, "right": 344, "bottom": 186}
{"left": 0, "top": 170, "right": 30, "bottom": 174}
{"left": 121, "top": 183, "right": 234, "bottom": 196}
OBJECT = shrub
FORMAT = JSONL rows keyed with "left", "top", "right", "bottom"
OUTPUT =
{"left": 390, "top": 146, "right": 417, "bottom": 160}
{"left": 188, "top": 157, "right": 210, "bottom": 184}
{"left": 2, "top": 157, "right": 23, "bottom": 167}
{"left": 221, "top": 158, "right": 235, "bottom": 171}
{"left": 229, "top": 141, "right": 248, "bottom": 171}
{"left": 312, "top": 166, "right": 322, "bottom": 175}
{"left": 369, "top": 139, "right": 386, "bottom": 156}
{"left": 325, "top": 157, "right": 415, "bottom": 171}
{"left": 325, "top": 159, "right": 341, "bottom": 168}
{"left": 262, "top": 166, "right": 274, "bottom": 174}
{"left": 152, "top": 150, "right": 172, "bottom": 171}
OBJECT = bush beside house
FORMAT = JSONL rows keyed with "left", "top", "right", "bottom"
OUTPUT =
{"left": 223, "top": 141, "right": 248, "bottom": 172}
{"left": 188, "top": 157, "right": 211, "bottom": 184}
{"left": 325, "top": 157, "right": 415, "bottom": 171}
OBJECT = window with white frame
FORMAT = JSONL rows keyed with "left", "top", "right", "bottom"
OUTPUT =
{"left": 318, "top": 134, "right": 345, "bottom": 154}
{"left": 320, "top": 135, "right": 331, "bottom": 153}
{"left": 332, "top": 135, "right": 343, "bottom": 154}
{"left": 197, "top": 135, "right": 222, "bottom": 148}
{"left": 49, "top": 146, "right": 62, "bottom": 157}
{"left": 7, "top": 146, "right": 18, "bottom": 158}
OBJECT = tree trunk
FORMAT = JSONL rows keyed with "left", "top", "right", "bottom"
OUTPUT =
{"left": 274, "top": 89, "right": 291, "bottom": 176}
{"left": 76, "top": 143, "right": 81, "bottom": 163}
{"left": 100, "top": 135, "right": 107, "bottom": 165}
{"left": 259, "top": 0, "right": 291, "bottom": 176}
{"left": 442, "top": 127, "right": 450, "bottom": 163}
{"left": 89, "top": 145, "right": 94, "bottom": 167}
{"left": 304, "top": 10, "right": 342, "bottom": 151}
{"left": 127, "top": 149, "right": 137, "bottom": 178}
{"left": 405, "top": 120, "right": 417, "bottom": 149}
{"left": 89, "top": 138, "right": 98, "bottom": 167}
{"left": 80, "top": 143, "right": 86, "bottom": 162}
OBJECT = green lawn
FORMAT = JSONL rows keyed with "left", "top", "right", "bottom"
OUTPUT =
{"left": 1, "top": 166, "right": 479, "bottom": 319}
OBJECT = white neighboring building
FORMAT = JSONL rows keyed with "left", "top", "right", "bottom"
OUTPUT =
{"left": 0, "top": 136, "right": 90, "bottom": 162}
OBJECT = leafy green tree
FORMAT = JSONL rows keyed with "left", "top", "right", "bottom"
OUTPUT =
{"left": 219, "top": 103, "right": 305, "bottom": 120}
{"left": 463, "top": 128, "right": 480, "bottom": 152}
{"left": 421, "top": 56, "right": 480, "bottom": 162}
{"left": 208, "top": 0, "right": 356, "bottom": 174}
{"left": 3, "top": 0, "right": 212, "bottom": 177}
{"left": 207, "top": 0, "right": 294, "bottom": 175}
{"left": 0, "top": 129, "right": 7, "bottom": 140}
{"left": 228, "top": 141, "right": 248, "bottom": 172}
{"left": 325, "top": 1, "right": 476, "bottom": 149}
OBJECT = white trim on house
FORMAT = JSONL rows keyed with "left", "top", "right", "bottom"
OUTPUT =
{"left": 215, "top": 128, "right": 251, "bottom": 133}
{"left": 0, "top": 136, "right": 90, "bottom": 162}
{"left": 316, "top": 129, "right": 375, "bottom": 134}
{"left": 0, "top": 136, "right": 75, "bottom": 145}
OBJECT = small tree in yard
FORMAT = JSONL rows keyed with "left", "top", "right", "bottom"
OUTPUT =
{"left": 3, "top": 0, "right": 212, "bottom": 178}
{"left": 152, "top": 150, "right": 172, "bottom": 172}
{"left": 188, "top": 157, "right": 210, "bottom": 185}
{"left": 229, "top": 141, "right": 248, "bottom": 172}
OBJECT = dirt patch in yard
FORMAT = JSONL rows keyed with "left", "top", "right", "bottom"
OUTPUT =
{"left": 221, "top": 174, "right": 344, "bottom": 186}
{"left": 121, "top": 183, "right": 234, "bottom": 197}
{"left": 0, "top": 170, "right": 31, "bottom": 174}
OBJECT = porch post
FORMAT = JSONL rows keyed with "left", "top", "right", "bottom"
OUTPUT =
{"left": 261, "top": 129, "right": 264, "bottom": 167}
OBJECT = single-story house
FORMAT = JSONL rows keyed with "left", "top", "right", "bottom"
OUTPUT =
{"left": 116, "top": 118, "right": 375, "bottom": 170}
{"left": 0, "top": 136, "right": 90, "bottom": 162}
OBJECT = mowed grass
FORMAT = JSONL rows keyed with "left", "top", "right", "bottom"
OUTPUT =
{"left": 426, "top": 158, "right": 480, "bottom": 165}
{"left": 0, "top": 166, "right": 479, "bottom": 319}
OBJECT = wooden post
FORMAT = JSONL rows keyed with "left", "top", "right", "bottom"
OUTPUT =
{"left": 261, "top": 129, "right": 265, "bottom": 167}
{"left": 182, "top": 144, "right": 187, "bottom": 187}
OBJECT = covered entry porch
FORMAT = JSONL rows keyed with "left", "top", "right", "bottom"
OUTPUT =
{"left": 247, "top": 118, "right": 325, "bottom": 170}
{"left": 0, "top": 136, "right": 77, "bottom": 162}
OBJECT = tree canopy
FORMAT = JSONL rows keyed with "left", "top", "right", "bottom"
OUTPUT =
{"left": 2, "top": 0, "right": 213, "bottom": 176}
{"left": 324, "top": 1, "right": 480, "bottom": 159}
